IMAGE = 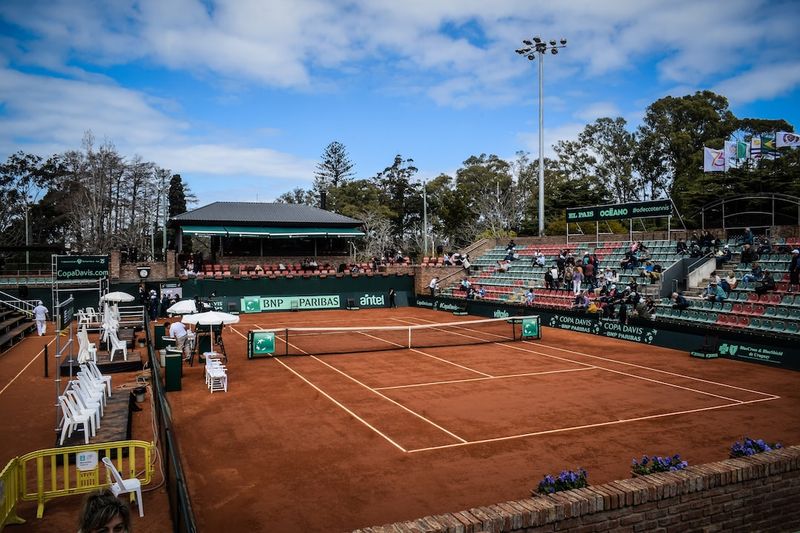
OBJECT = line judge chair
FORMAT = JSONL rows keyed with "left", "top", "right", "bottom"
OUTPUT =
{"left": 102, "top": 457, "right": 144, "bottom": 517}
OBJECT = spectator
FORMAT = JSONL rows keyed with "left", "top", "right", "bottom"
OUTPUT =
{"left": 186, "top": 259, "right": 195, "bottom": 273}
{"left": 722, "top": 271, "right": 738, "bottom": 293}
{"left": 549, "top": 265, "right": 560, "bottom": 289}
{"left": 704, "top": 281, "right": 727, "bottom": 303}
{"left": 572, "top": 266, "right": 583, "bottom": 295}
{"left": 525, "top": 288, "right": 535, "bottom": 306}
{"left": 544, "top": 269, "right": 554, "bottom": 290}
{"left": 159, "top": 293, "right": 170, "bottom": 318}
{"left": 534, "top": 251, "right": 546, "bottom": 267}
{"left": 563, "top": 263, "right": 574, "bottom": 291}
{"left": 715, "top": 245, "right": 733, "bottom": 268}
{"left": 676, "top": 238, "right": 688, "bottom": 255}
{"left": 443, "top": 253, "right": 451, "bottom": 266}
{"left": 497, "top": 260, "right": 511, "bottom": 273}
{"left": 572, "top": 290, "right": 590, "bottom": 311}
{"left": 754, "top": 270, "right": 776, "bottom": 295}
{"left": 742, "top": 262, "right": 763, "bottom": 283}
{"left": 788, "top": 249, "right": 800, "bottom": 293}
{"left": 459, "top": 278, "right": 471, "bottom": 293}
{"left": 506, "top": 239, "right": 517, "bottom": 252}
{"left": 428, "top": 277, "right": 439, "bottom": 296}
{"left": 77, "top": 488, "right": 131, "bottom": 533}
{"left": 635, "top": 296, "right": 656, "bottom": 320}
{"left": 475, "top": 285, "right": 486, "bottom": 299}
{"left": 462, "top": 254, "right": 471, "bottom": 270}
{"left": 503, "top": 249, "right": 515, "bottom": 262}
{"left": 466, "top": 286, "right": 475, "bottom": 300}
{"left": 756, "top": 237, "right": 772, "bottom": 256}
{"left": 740, "top": 244, "right": 758, "bottom": 264}
{"left": 741, "top": 227, "right": 754, "bottom": 247}
{"left": 671, "top": 292, "right": 691, "bottom": 310}
{"left": 584, "top": 261, "right": 596, "bottom": 290}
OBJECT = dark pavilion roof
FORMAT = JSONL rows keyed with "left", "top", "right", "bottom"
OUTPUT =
{"left": 171, "top": 202, "right": 362, "bottom": 228}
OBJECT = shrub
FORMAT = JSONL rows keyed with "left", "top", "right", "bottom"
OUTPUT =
{"left": 534, "top": 468, "right": 588, "bottom": 495}
{"left": 730, "top": 437, "right": 782, "bottom": 458}
{"left": 631, "top": 454, "right": 688, "bottom": 475}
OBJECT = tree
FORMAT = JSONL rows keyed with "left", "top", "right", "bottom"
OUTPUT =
{"left": 582, "top": 117, "right": 637, "bottom": 202}
{"left": 0, "top": 151, "right": 55, "bottom": 247}
{"left": 373, "top": 154, "right": 420, "bottom": 240}
{"left": 314, "top": 141, "right": 355, "bottom": 209}
{"left": 454, "top": 154, "right": 515, "bottom": 238}
{"left": 634, "top": 91, "right": 737, "bottom": 210}
{"left": 168, "top": 174, "right": 188, "bottom": 217}
{"left": 276, "top": 187, "right": 315, "bottom": 205}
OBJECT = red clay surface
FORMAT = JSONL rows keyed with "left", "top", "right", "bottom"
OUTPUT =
{"left": 2, "top": 307, "right": 799, "bottom": 533}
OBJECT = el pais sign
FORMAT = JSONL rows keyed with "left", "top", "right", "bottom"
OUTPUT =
{"left": 566, "top": 199, "right": 673, "bottom": 223}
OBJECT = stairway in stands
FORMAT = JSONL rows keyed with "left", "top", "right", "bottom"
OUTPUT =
{"left": 0, "top": 294, "right": 37, "bottom": 352}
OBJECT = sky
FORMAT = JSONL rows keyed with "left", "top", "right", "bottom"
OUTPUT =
{"left": 1, "top": 0, "right": 799, "bottom": 207}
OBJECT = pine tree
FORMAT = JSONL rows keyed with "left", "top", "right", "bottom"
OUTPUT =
{"left": 314, "top": 141, "right": 355, "bottom": 208}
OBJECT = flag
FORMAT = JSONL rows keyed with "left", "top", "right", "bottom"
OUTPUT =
{"left": 761, "top": 133, "right": 777, "bottom": 159}
{"left": 750, "top": 136, "right": 762, "bottom": 160}
{"left": 703, "top": 147, "right": 726, "bottom": 172}
{"left": 724, "top": 141, "right": 739, "bottom": 169}
{"left": 776, "top": 131, "right": 800, "bottom": 148}
{"left": 737, "top": 141, "right": 749, "bottom": 160}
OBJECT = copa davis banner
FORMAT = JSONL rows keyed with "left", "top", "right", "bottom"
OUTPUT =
{"left": 240, "top": 292, "right": 390, "bottom": 313}
{"left": 414, "top": 296, "right": 800, "bottom": 370}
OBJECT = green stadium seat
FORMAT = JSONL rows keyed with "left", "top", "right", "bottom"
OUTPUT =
{"left": 772, "top": 321, "right": 787, "bottom": 333}
{"left": 749, "top": 318, "right": 762, "bottom": 329}
{"left": 786, "top": 322, "right": 799, "bottom": 335}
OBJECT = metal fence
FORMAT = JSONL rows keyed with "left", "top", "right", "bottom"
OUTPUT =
{"left": 145, "top": 318, "right": 198, "bottom": 533}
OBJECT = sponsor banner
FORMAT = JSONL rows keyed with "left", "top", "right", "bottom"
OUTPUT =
{"left": 717, "top": 342, "right": 787, "bottom": 365}
{"left": 240, "top": 295, "right": 341, "bottom": 313}
{"left": 248, "top": 331, "right": 276, "bottom": 358}
{"left": 566, "top": 199, "right": 672, "bottom": 223}
{"left": 412, "top": 298, "right": 465, "bottom": 313}
{"left": 55, "top": 255, "right": 110, "bottom": 280}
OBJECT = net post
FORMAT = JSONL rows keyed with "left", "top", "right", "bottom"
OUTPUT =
{"left": 285, "top": 328, "right": 290, "bottom": 356}
{"left": 408, "top": 327, "right": 411, "bottom": 349}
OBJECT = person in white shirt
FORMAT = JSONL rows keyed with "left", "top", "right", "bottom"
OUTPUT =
{"left": 167, "top": 320, "right": 190, "bottom": 359}
{"left": 428, "top": 277, "right": 439, "bottom": 296}
{"left": 33, "top": 300, "right": 49, "bottom": 336}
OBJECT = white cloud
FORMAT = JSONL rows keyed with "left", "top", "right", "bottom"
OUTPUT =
{"left": 713, "top": 62, "right": 800, "bottom": 105}
{"left": 517, "top": 122, "right": 585, "bottom": 158}
{"left": 574, "top": 102, "right": 622, "bottom": 122}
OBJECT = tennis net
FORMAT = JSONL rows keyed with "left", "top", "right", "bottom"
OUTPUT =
{"left": 250, "top": 315, "right": 540, "bottom": 357}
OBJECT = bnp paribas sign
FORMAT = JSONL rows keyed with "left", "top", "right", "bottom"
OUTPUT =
{"left": 240, "top": 295, "right": 341, "bottom": 313}
{"left": 566, "top": 199, "right": 673, "bottom": 222}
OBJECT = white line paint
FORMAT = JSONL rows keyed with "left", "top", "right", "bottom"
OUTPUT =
{"left": 374, "top": 367, "right": 595, "bottom": 391}
{"left": 406, "top": 397, "right": 779, "bottom": 453}
{"left": 0, "top": 337, "right": 57, "bottom": 396}
{"left": 230, "top": 326, "right": 408, "bottom": 452}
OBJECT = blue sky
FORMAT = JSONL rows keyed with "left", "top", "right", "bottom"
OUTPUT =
{"left": 1, "top": 0, "right": 799, "bottom": 206}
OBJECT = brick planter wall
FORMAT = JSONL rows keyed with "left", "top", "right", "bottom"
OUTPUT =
{"left": 354, "top": 446, "right": 800, "bottom": 533}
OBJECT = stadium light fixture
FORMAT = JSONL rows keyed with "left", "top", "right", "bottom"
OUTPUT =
{"left": 517, "top": 35, "right": 567, "bottom": 236}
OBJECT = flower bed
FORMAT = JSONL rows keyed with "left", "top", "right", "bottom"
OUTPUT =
{"left": 632, "top": 454, "right": 688, "bottom": 475}
{"left": 534, "top": 468, "right": 588, "bottom": 495}
{"left": 730, "top": 437, "right": 782, "bottom": 457}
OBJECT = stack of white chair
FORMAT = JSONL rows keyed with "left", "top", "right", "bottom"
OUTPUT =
{"left": 205, "top": 356, "right": 227, "bottom": 393}
{"left": 77, "top": 327, "right": 97, "bottom": 363}
{"left": 59, "top": 366, "right": 110, "bottom": 444}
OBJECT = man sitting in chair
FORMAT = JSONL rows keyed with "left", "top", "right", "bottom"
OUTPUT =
{"left": 165, "top": 320, "right": 191, "bottom": 361}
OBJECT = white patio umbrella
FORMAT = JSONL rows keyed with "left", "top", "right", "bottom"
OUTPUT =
{"left": 166, "top": 299, "right": 197, "bottom": 315}
{"left": 181, "top": 311, "right": 240, "bottom": 326}
{"left": 100, "top": 291, "right": 136, "bottom": 303}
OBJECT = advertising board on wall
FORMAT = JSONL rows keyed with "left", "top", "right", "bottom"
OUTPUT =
{"left": 54, "top": 255, "right": 110, "bottom": 280}
{"left": 566, "top": 199, "right": 673, "bottom": 223}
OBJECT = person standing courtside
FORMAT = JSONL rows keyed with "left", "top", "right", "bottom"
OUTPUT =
{"left": 33, "top": 300, "right": 49, "bottom": 336}
{"left": 166, "top": 320, "right": 191, "bottom": 361}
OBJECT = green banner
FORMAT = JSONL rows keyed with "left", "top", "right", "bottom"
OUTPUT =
{"left": 55, "top": 255, "right": 110, "bottom": 280}
{"left": 57, "top": 297, "right": 75, "bottom": 330}
{"left": 249, "top": 331, "right": 276, "bottom": 357}
{"left": 566, "top": 199, "right": 672, "bottom": 223}
{"left": 521, "top": 317, "right": 540, "bottom": 339}
{"left": 240, "top": 295, "right": 341, "bottom": 313}
{"left": 547, "top": 315, "right": 658, "bottom": 344}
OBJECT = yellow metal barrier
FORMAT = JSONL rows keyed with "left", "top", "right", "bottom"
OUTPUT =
{"left": 17, "top": 440, "right": 154, "bottom": 519}
{"left": 0, "top": 458, "right": 24, "bottom": 532}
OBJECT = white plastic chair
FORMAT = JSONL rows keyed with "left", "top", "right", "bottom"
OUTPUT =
{"left": 205, "top": 357, "right": 227, "bottom": 393}
{"left": 108, "top": 329, "right": 127, "bottom": 362}
{"left": 66, "top": 388, "right": 100, "bottom": 432}
{"left": 84, "top": 361, "right": 112, "bottom": 397}
{"left": 102, "top": 457, "right": 144, "bottom": 517}
{"left": 71, "top": 379, "right": 105, "bottom": 416}
{"left": 78, "top": 327, "right": 98, "bottom": 363}
{"left": 58, "top": 395, "right": 93, "bottom": 445}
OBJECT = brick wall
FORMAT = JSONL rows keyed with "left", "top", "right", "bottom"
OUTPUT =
{"left": 354, "top": 445, "right": 800, "bottom": 533}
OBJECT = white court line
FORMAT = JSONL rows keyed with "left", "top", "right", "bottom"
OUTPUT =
{"left": 401, "top": 317, "right": 779, "bottom": 402}
{"left": 406, "top": 396, "right": 778, "bottom": 453}
{"left": 0, "top": 337, "right": 57, "bottom": 397}
{"left": 374, "top": 367, "right": 594, "bottom": 391}
{"left": 247, "top": 325, "right": 467, "bottom": 444}
{"left": 229, "top": 326, "right": 407, "bottom": 452}
{"left": 527, "top": 341, "right": 779, "bottom": 399}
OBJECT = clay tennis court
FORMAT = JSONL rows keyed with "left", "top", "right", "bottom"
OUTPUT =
{"left": 163, "top": 306, "right": 800, "bottom": 532}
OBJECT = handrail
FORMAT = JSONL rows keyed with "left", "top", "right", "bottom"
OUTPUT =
{"left": 461, "top": 238, "right": 490, "bottom": 256}
{"left": 0, "top": 290, "right": 37, "bottom": 317}
{"left": 16, "top": 440, "right": 154, "bottom": 518}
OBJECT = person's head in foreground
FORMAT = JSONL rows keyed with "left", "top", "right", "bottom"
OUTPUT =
{"left": 78, "top": 489, "right": 131, "bottom": 533}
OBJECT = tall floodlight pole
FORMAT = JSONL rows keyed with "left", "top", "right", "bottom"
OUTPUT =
{"left": 517, "top": 36, "right": 566, "bottom": 236}
{"left": 422, "top": 180, "right": 428, "bottom": 257}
